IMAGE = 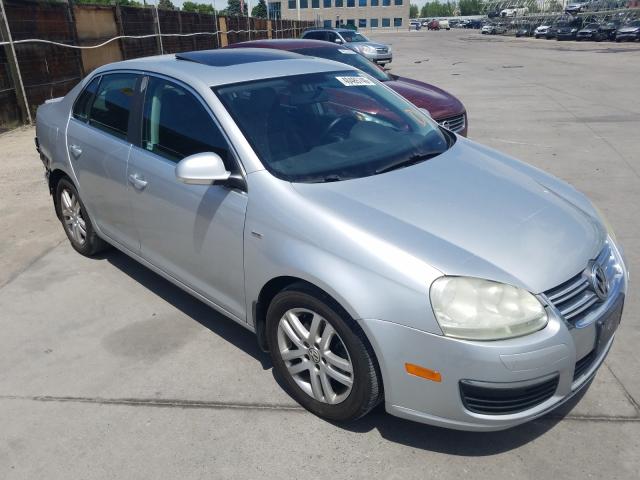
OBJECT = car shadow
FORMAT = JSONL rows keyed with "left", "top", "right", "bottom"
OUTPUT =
{"left": 101, "top": 248, "right": 272, "bottom": 370}
{"left": 98, "top": 247, "right": 590, "bottom": 454}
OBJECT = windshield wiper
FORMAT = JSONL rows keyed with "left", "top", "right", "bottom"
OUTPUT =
{"left": 375, "top": 151, "right": 443, "bottom": 175}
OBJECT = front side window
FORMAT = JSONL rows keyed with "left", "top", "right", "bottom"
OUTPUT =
{"left": 340, "top": 30, "right": 368, "bottom": 42}
{"left": 215, "top": 71, "right": 450, "bottom": 183}
{"left": 142, "top": 77, "right": 231, "bottom": 165}
{"left": 73, "top": 76, "right": 101, "bottom": 122}
{"left": 88, "top": 73, "right": 137, "bottom": 140}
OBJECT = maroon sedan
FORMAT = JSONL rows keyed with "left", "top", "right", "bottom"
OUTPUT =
{"left": 226, "top": 39, "right": 467, "bottom": 136}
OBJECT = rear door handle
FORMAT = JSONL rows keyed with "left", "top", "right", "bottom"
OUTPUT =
{"left": 128, "top": 173, "right": 148, "bottom": 190}
{"left": 68, "top": 144, "right": 82, "bottom": 158}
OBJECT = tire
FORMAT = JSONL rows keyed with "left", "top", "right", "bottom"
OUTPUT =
{"left": 266, "top": 285, "right": 382, "bottom": 422}
{"left": 55, "top": 178, "right": 109, "bottom": 257}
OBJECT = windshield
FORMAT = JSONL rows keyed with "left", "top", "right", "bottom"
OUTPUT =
{"left": 340, "top": 31, "right": 368, "bottom": 43}
{"left": 295, "top": 47, "right": 389, "bottom": 82}
{"left": 215, "top": 71, "right": 450, "bottom": 183}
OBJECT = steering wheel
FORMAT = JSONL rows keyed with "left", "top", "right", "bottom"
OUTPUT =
{"left": 320, "top": 115, "right": 356, "bottom": 142}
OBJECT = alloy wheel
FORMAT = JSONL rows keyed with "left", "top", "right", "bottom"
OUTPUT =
{"left": 277, "top": 308, "right": 354, "bottom": 404}
{"left": 60, "top": 188, "right": 87, "bottom": 246}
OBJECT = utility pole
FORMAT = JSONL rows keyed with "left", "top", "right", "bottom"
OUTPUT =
{"left": 0, "top": 0, "right": 31, "bottom": 124}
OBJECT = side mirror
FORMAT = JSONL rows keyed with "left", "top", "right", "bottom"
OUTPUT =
{"left": 334, "top": 38, "right": 343, "bottom": 44}
{"left": 175, "top": 152, "right": 230, "bottom": 185}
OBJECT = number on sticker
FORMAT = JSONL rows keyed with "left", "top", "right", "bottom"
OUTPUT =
{"left": 336, "top": 76, "right": 376, "bottom": 87}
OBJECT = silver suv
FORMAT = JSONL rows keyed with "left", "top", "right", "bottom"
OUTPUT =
{"left": 35, "top": 49, "right": 627, "bottom": 431}
{"left": 302, "top": 28, "right": 392, "bottom": 64}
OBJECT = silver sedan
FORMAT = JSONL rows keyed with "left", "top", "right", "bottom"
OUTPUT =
{"left": 35, "top": 48, "right": 628, "bottom": 431}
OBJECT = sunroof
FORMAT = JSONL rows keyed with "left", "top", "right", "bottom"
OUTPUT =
{"left": 175, "top": 49, "right": 302, "bottom": 67}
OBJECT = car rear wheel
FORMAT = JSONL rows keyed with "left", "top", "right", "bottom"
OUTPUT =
{"left": 55, "top": 178, "right": 109, "bottom": 257}
{"left": 266, "top": 285, "right": 382, "bottom": 422}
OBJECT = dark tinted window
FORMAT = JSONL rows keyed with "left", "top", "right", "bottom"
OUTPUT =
{"left": 142, "top": 77, "right": 231, "bottom": 165}
{"left": 73, "top": 76, "right": 100, "bottom": 122}
{"left": 347, "top": 0, "right": 355, "bottom": 6}
{"left": 323, "top": 0, "right": 331, "bottom": 6}
{"left": 371, "top": 0, "right": 379, "bottom": 5}
{"left": 304, "top": 31, "right": 326, "bottom": 40}
{"left": 335, "top": 0, "right": 343, "bottom": 6}
{"left": 370, "top": 18, "right": 379, "bottom": 27}
{"left": 88, "top": 73, "right": 137, "bottom": 140}
{"left": 300, "top": 0, "right": 308, "bottom": 7}
{"left": 312, "top": 0, "right": 319, "bottom": 7}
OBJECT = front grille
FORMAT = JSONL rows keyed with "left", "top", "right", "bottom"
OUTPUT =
{"left": 437, "top": 114, "right": 465, "bottom": 133}
{"left": 543, "top": 244, "right": 616, "bottom": 325}
{"left": 573, "top": 350, "right": 596, "bottom": 382}
{"left": 376, "top": 47, "right": 388, "bottom": 54}
{"left": 460, "top": 376, "right": 559, "bottom": 415}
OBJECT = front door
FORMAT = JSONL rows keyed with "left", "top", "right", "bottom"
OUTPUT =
{"left": 66, "top": 72, "right": 140, "bottom": 252}
{"left": 128, "top": 76, "right": 248, "bottom": 320}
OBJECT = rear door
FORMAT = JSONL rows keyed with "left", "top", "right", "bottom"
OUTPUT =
{"left": 66, "top": 72, "right": 141, "bottom": 252}
{"left": 127, "top": 75, "right": 248, "bottom": 320}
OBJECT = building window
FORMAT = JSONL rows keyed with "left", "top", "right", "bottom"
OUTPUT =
{"left": 346, "top": 19, "right": 355, "bottom": 26}
{"left": 269, "top": 1, "right": 281, "bottom": 18}
{"left": 370, "top": 0, "right": 379, "bottom": 5}
{"left": 323, "top": 19, "right": 332, "bottom": 27}
{"left": 359, "top": 0, "right": 367, "bottom": 5}
{"left": 358, "top": 18, "right": 366, "bottom": 27}
{"left": 382, "top": 0, "right": 390, "bottom": 5}
{"left": 347, "top": 0, "right": 355, "bottom": 6}
{"left": 300, "top": 0, "right": 308, "bottom": 7}
{"left": 323, "top": 0, "right": 331, "bottom": 6}
{"left": 370, "top": 18, "right": 379, "bottom": 27}
{"left": 312, "top": 0, "right": 319, "bottom": 7}
{"left": 394, "top": 0, "right": 402, "bottom": 4}
{"left": 393, "top": 17, "right": 402, "bottom": 26}
{"left": 288, "top": 0, "right": 295, "bottom": 8}
{"left": 382, "top": 17, "right": 390, "bottom": 27}
{"left": 335, "top": 0, "right": 343, "bottom": 6}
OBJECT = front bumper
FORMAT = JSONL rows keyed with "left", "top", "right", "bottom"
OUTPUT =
{"left": 360, "top": 246, "right": 627, "bottom": 431}
{"left": 616, "top": 32, "right": 640, "bottom": 41}
{"left": 362, "top": 52, "right": 392, "bottom": 64}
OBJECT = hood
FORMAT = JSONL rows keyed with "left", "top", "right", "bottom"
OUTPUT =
{"left": 618, "top": 26, "right": 640, "bottom": 33}
{"left": 290, "top": 138, "right": 604, "bottom": 294}
{"left": 354, "top": 41, "right": 388, "bottom": 49}
{"left": 386, "top": 76, "right": 465, "bottom": 120}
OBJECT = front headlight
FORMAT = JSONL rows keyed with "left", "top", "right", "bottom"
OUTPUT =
{"left": 430, "top": 277, "right": 548, "bottom": 341}
{"left": 571, "top": 28, "right": 578, "bottom": 33}
{"left": 362, "top": 45, "right": 376, "bottom": 54}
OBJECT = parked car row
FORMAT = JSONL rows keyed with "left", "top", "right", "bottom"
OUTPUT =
{"left": 532, "top": 18, "right": 640, "bottom": 42}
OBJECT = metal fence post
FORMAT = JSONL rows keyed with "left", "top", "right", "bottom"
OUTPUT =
{"left": 152, "top": 5, "right": 164, "bottom": 55}
{"left": 0, "top": 0, "right": 32, "bottom": 124}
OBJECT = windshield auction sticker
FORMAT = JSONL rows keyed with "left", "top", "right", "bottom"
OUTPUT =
{"left": 336, "top": 76, "right": 376, "bottom": 86}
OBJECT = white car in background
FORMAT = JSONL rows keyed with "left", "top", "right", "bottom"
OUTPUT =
{"left": 439, "top": 20, "right": 450, "bottom": 30}
{"left": 535, "top": 25, "right": 551, "bottom": 38}
{"left": 501, "top": 7, "right": 528, "bottom": 17}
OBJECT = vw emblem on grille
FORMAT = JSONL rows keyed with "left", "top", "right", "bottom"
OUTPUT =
{"left": 440, "top": 120, "right": 451, "bottom": 130}
{"left": 589, "top": 262, "right": 609, "bottom": 301}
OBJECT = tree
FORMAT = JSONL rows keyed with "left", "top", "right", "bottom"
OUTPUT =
{"left": 158, "top": 0, "right": 175, "bottom": 9}
{"left": 226, "top": 0, "right": 247, "bottom": 16}
{"left": 409, "top": 3, "right": 419, "bottom": 18}
{"left": 251, "top": 0, "right": 268, "bottom": 18}
{"left": 420, "top": 1, "right": 455, "bottom": 17}
{"left": 182, "top": 2, "right": 215, "bottom": 14}
{"left": 458, "top": 0, "right": 484, "bottom": 16}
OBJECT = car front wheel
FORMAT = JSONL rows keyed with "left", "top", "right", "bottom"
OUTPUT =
{"left": 266, "top": 286, "right": 382, "bottom": 422}
{"left": 55, "top": 178, "right": 109, "bottom": 256}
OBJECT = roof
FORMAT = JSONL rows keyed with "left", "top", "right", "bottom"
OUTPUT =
{"left": 91, "top": 48, "right": 354, "bottom": 89}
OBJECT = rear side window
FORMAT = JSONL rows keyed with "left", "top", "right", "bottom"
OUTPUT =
{"left": 141, "top": 77, "right": 231, "bottom": 166}
{"left": 88, "top": 73, "right": 137, "bottom": 140}
{"left": 72, "top": 76, "right": 100, "bottom": 122}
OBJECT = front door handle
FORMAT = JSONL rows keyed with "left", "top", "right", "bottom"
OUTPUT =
{"left": 128, "top": 173, "right": 148, "bottom": 190}
{"left": 69, "top": 144, "right": 83, "bottom": 158}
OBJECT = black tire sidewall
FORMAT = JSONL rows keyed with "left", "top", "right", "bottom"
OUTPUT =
{"left": 266, "top": 289, "right": 378, "bottom": 422}
{"left": 55, "top": 178, "right": 100, "bottom": 256}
